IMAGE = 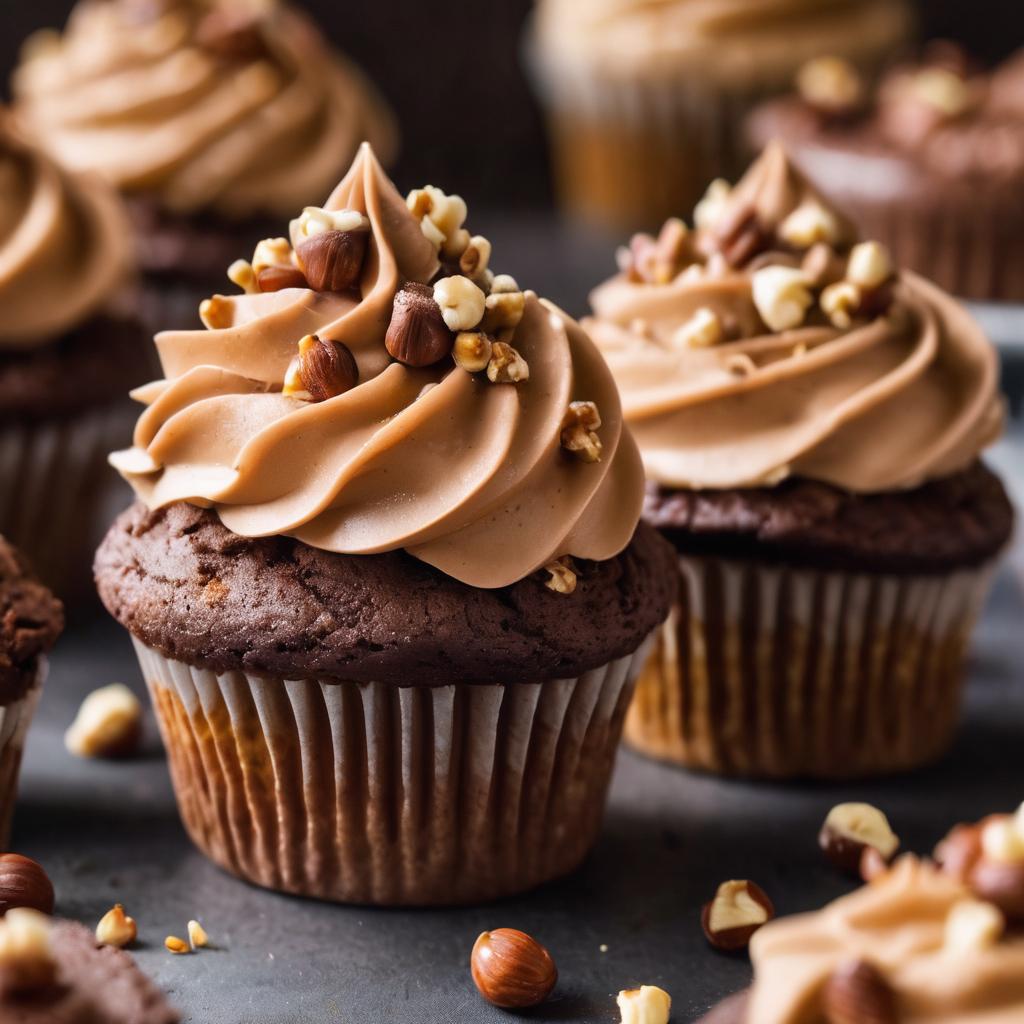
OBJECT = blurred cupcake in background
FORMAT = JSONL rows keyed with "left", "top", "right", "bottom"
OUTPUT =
{"left": 585, "top": 143, "right": 1013, "bottom": 779}
{"left": 13, "top": 0, "right": 397, "bottom": 328}
{"left": 526, "top": 0, "right": 914, "bottom": 232}
{"left": 747, "top": 43, "right": 1024, "bottom": 302}
{"left": 0, "top": 113, "right": 146, "bottom": 596}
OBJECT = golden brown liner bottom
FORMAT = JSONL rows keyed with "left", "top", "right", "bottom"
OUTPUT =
{"left": 625, "top": 555, "right": 997, "bottom": 780}
{"left": 0, "top": 660, "right": 45, "bottom": 847}
{"left": 132, "top": 635, "right": 654, "bottom": 906}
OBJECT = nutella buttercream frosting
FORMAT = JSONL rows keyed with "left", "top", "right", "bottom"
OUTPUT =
{"left": 13, "top": 0, "right": 397, "bottom": 220}
{"left": 110, "top": 144, "right": 644, "bottom": 589}
{"left": 586, "top": 143, "right": 1004, "bottom": 493}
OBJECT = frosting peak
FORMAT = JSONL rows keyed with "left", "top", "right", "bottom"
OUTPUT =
{"left": 587, "top": 143, "right": 1003, "bottom": 493}
{"left": 111, "top": 145, "right": 643, "bottom": 588}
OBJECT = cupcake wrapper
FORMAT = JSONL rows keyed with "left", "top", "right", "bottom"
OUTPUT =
{"left": 0, "top": 660, "right": 45, "bottom": 847}
{"left": 0, "top": 404, "right": 135, "bottom": 597}
{"left": 132, "top": 635, "right": 654, "bottom": 906}
{"left": 625, "top": 555, "right": 997, "bottom": 779}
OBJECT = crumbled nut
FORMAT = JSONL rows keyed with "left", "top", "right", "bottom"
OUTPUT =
{"left": 0, "top": 909, "right": 55, "bottom": 993}
{"left": 751, "top": 265, "right": 813, "bottom": 332}
{"left": 165, "top": 935, "right": 190, "bottom": 955}
{"left": 452, "top": 331, "right": 493, "bottom": 373}
{"left": 419, "top": 215, "right": 446, "bottom": 250}
{"left": 694, "top": 178, "right": 732, "bottom": 232}
{"left": 459, "top": 236, "right": 492, "bottom": 280}
{"left": 434, "top": 275, "right": 486, "bottom": 331}
{"left": 801, "top": 242, "right": 846, "bottom": 289}
{"left": 821, "top": 281, "right": 863, "bottom": 329}
{"left": 442, "top": 227, "right": 471, "bottom": 261}
{"left": 779, "top": 200, "right": 842, "bottom": 248}
{"left": 251, "top": 237, "right": 293, "bottom": 273}
{"left": 481, "top": 289, "right": 526, "bottom": 339}
{"left": 712, "top": 203, "right": 769, "bottom": 268}
{"left": 847, "top": 241, "right": 894, "bottom": 290}
{"left": 944, "top": 899, "right": 1005, "bottom": 954}
{"left": 486, "top": 342, "right": 529, "bottom": 384}
{"left": 796, "top": 56, "right": 864, "bottom": 116}
{"left": 406, "top": 188, "right": 432, "bottom": 220}
{"left": 701, "top": 880, "right": 775, "bottom": 951}
{"left": 544, "top": 559, "right": 576, "bottom": 595}
{"left": 96, "top": 905, "right": 137, "bottom": 948}
{"left": 187, "top": 920, "right": 208, "bottom": 949}
{"left": 199, "top": 296, "right": 232, "bottom": 330}
{"left": 227, "top": 259, "right": 257, "bottom": 293}
{"left": 386, "top": 283, "right": 454, "bottom": 366}
{"left": 981, "top": 816, "right": 1024, "bottom": 865}
{"left": 913, "top": 67, "right": 971, "bottom": 117}
{"left": 293, "top": 206, "right": 369, "bottom": 239}
{"left": 560, "top": 401, "right": 602, "bottom": 463}
{"left": 653, "top": 217, "right": 690, "bottom": 280}
{"left": 672, "top": 307, "right": 723, "bottom": 349}
{"left": 490, "top": 274, "right": 520, "bottom": 294}
{"left": 257, "top": 265, "right": 308, "bottom": 292}
{"left": 819, "top": 803, "right": 900, "bottom": 875}
{"left": 616, "top": 985, "right": 671, "bottom": 1024}
{"left": 284, "top": 335, "right": 359, "bottom": 402}
{"left": 407, "top": 186, "right": 468, "bottom": 254}
{"left": 822, "top": 959, "right": 898, "bottom": 1024}
{"left": 65, "top": 683, "right": 142, "bottom": 759}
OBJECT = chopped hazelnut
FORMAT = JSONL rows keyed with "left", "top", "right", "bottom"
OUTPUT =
{"left": 452, "top": 331, "right": 493, "bottom": 373}
{"left": 944, "top": 899, "right": 1005, "bottom": 954}
{"left": 0, "top": 908, "right": 56, "bottom": 993}
{"left": 187, "top": 919, "right": 209, "bottom": 949}
{"left": 251, "top": 237, "right": 293, "bottom": 273}
{"left": 433, "top": 275, "right": 486, "bottom": 331}
{"left": 459, "top": 235, "right": 492, "bottom": 280}
{"left": 751, "top": 265, "right": 813, "bottom": 332}
{"left": 293, "top": 206, "right": 369, "bottom": 240}
{"left": 847, "top": 241, "right": 894, "bottom": 290}
{"left": 490, "top": 274, "right": 520, "bottom": 294}
{"left": 65, "top": 683, "right": 142, "bottom": 759}
{"left": 694, "top": 178, "right": 732, "bottom": 232}
{"left": 796, "top": 56, "right": 864, "bottom": 116}
{"left": 544, "top": 559, "right": 576, "bottom": 595}
{"left": 821, "top": 281, "right": 863, "bottom": 329}
{"left": 981, "top": 817, "right": 1024, "bottom": 865}
{"left": 96, "top": 905, "right": 137, "bottom": 948}
{"left": 801, "top": 242, "right": 846, "bottom": 289}
{"left": 165, "top": 935, "right": 190, "bottom": 955}
{"left": 407, "top": 185, "right": 468, "bottom": 254}
{"left": 672, "top": 307, "right": 723, "bottom": 349}
{"left": 486, "top": 342, "right": 529, "bottom": 384}
{"left": 227, "top": 259, "right": 257, "bottom": 294}
{"left": 560, "top": 401, "right": 602, "bottom": 463}
{"left": 481, "top": 289, "right": 526, "bottom": 340}
{"left": 616, "top": 985, "right": 671, "bottom": 1024}
{"left": 779, "top": 200, "right": 842, "bottom": 249}
{"left": 199, "top": 296, "right": 232, "bottom": 330}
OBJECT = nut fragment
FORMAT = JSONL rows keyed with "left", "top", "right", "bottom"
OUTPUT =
{"left": 913, "top": 67, "right": 972, "bottom": 117}
{"left": 407, "top": 186, "right": 468, "bottom": 255}
{"left": 821, "top": 959, "right": 898, "bottom": 1024}
{"left": 616, "top": 985, "right": 672, "bottom": 1024}
{"left": 164, "top": 935, "right": 190, "bottom": 955}
{"left": 227, "top": 259, "right": 257, "bottom": 293}
{"left": 434, "top": 275, "right": 486, "bottom": 331}
{"left": 821, "top": 281, "right": 863, "bottom": 329}
{"left": 936, "top": 815, "right": 1024, "bottom": 920}
{"left": 0, "top": 854, "right": 54, "bottom": 917}
{"left": 65, "top": 683, "right": 142, "bottom": 759}
{"left": 490, "top": 274, "right": 520, "bottom": 294}
{"left": 560, "top": 401, "right": 602, "bottom": 463}
{"left": 694, "top": 178, "right": 732, "bottom": 232}
{"left": 96, "top": 904, "right": 136, "bottom": 948}
{"left": 819, "top": 803, "right": 900, "bottom": 875}
{"left": 981, "top": 814, "right": 1024, "bottom": 865}
{"left": 199, "top": 296, "right": 232, "bottom": 330}
{"left": 257, "top": 265, "right": 309, "bottom": 292}
{"left": 470, "top": 928, "right": 557, "bottom": 1009}
{"left": 295, "top": 229, "right": 368, "bottom": 292}
{"left": 486, "top": 342, "right": 529, "bottom": 384}
{"left": 796, "top": 56, "right": 865, "bottom": 117}
{"left": 187, "top": 919, "right": 208, "bottom": 950}
{"left": 713, "top": 204, "right": 769, "bottom": 268}
{"left": 847, "top": 241, "right": 894, "bottom": 291}
{"left": 293, "top": 206, "right": 370, "bottom": 239}
{"left": 481, "top": 289, "right": 526, "bottom": 340}
{"left": 386, "top": 282, "right": 454, "bottom": 367}
{"left": 284, "top": 335, "right": 359, "bottom": 403}
{"left": 458, "top": 235, "right": 492, "bottom": 280}
{"left": 701, "top": 880, "right": 775, "bottom": 952}
{"left": 251, "top": 237, "right": 293, "bottom": 274}
{"left": 544, "top": 559, "right": 576, "bottom": 595}
{"left": 779, "top": 200, "right": 842, "bottom": 248}
{"left": 801, "top": 243, "right": 846, "bottom": 289}
{"left": 672, "top": 307, "right": 723, "bottom": 349}
{"left": 751, "top": 266, "right": 813, "bottom": 332}
{"left": 944, "top": 898, "right": 1005, "bottom": 954}
{"left": 0, "top": 908, "right": 56, "bottom": 993}
{"left": 452, "top": 331, "right": 493, "bottom": 373}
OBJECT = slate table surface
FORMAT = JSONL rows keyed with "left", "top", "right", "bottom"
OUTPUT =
{"left": 13, "top": 216, "right": 1024, "bottom": 1024}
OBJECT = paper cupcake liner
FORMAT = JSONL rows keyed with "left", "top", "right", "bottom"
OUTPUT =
{"left": 131, "top": 634, "right": 654, "bottom": 906}
{"left": 0, "top": 660, "right": 45, "bottom": 847}
{"left": 625, "top": 555, "right": 997, "bottom": 779}
{"left": 0, "top": 404, "right": 135, "bottom": 598}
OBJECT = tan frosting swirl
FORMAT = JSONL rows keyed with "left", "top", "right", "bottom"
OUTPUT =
{"left": 111, "top": 145, "right": 643, "bottom": 588}
{"left": 0, "top": 112, "right": 131, "bottom": 350}
{"left": 747, "top": 858, "right": 1024, "bottom": 1023}
{"left": 586, "top": 144, "right": 1004, "bottom": 493}
{"left": 13, "top": 0, "right": 397, "bottom": 219}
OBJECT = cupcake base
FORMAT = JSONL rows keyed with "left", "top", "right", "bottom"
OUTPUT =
{"left": 0, "top": 660, "right": 45, "bottom": 846}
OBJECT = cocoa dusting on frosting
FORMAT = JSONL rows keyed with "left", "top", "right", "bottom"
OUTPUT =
{"left": 109, "top": 144, "right": 644, "bottom": 589}
{"left": 13, "top": 0, "right": 396, "bottom": 220}
{"left": 587, "top": 143, "right": 1004, "bottom": 493}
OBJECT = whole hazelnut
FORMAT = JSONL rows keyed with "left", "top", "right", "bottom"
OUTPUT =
{"left": 470, "top": 928, "right": 557, "bottom": 1009}
{"left": 0, "top": 854, "right": 54, "bottom": 917}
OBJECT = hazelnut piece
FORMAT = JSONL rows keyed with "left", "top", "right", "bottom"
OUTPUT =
{"left": 434, "top": 275, "right": 486, "bottom": 332}
{"left": 65, "top": 683, "right": 142, "bottom": 759}
{"left": 486, "top": 342, "right": 529, "bottom": 384}
{"left": 295, "top": 230, "right": 368, "bottom": 292}
{"left": 821, "top": 959, "right": 898, "bottom": 1024}
{"left": 0, "top": 854, "right": 54, "bottom": 917}
{"left": 452, "top": 331, "right": 493, "bottom": 373}
{"left": 944, "top": 898, "right": 1005, "bottom": 954}
{"left": 819, "top": 803, "right": 899, "bottom": 875}
{"left": 796, "top": 57, "right": 865, "bottom": 118}
{"left": 544, "top": 558, "right": 577, "bottom": 595}
{"left": 285, "top": 335, "right": 359, "bottom": 403}
{"left": 701, "top": 880, "right": 775, "bottom": 952}
{"left": 751, "top": 265, "right": 813, "bottom": 332}
{"left": 560, "top": 401, "right": 603, "bottom": 463}
{"left": 96, "top": 904, "right": 136, "bottom": 948}
{"left": 470, "top": 928, "right": 557, "bottom": 1009}
{"left": 0, "top": 908, "right": 56, "bottom": 993}
{"left": 257, "top": 265, "right": 308, "bottom": 292}
{"left": 188, "top": 919, "right": 209, "bottom": 949}
{"left": 617, "top": 985, "right": 672, "bottom": 1024}
{"left": 165, "top": 935, "right": 190, "bottom": 955}
{"left": 386, "top": 283, "right": 454, "bottom": 367}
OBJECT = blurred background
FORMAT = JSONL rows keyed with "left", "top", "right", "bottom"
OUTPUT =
{"left": 3, "top": 0, "right": 1022, "bottom": 209}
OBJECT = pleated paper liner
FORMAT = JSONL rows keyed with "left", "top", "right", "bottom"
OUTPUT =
{"left": 132, "top": 635, "right": 654, "bottom": 906}
{"left": 0, "top": 660, "right": 45, "bottom": 846}
{"left": 625, "top": 555, "right": 997, "bottom": 779}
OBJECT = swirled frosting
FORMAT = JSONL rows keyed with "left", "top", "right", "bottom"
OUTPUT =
{"left": 586, "top": 143, "right": 1004, "bottom": 492}
{"left": 744, "top": 857, "right": 1024, "bottom": 1023}
{"left": 110, "top": 144, "right": 643, "bottom": 588}
{"left": 13, "top": 0, "right": 397, "bottom": 219}
{"left": 533, "top": 0, "right": 913, "bottom": 82}
{"left": 0, "top": 113, "right": 131, "bottom": 351}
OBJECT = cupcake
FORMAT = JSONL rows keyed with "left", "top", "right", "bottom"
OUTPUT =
{"left": 0, "top": 536, "right": 63, "bottom": 846}
{"left": 13, "top": 0, "right": 397, "bottom": 328}
{"left": 585, "top": 143, "right": 1013, "bottom": 779}
{"left": 94, "top": 144, "right": 676, "bottom": 905}
{"left": 0, "top": 114, "right": 147, "bottom": 596}
{"left": 747, "top": 45, "right": 1024, "bottom": 302}
{"left": 699, "top": 856, "right": 1024, "bottom": 1023}
{"left": 526, "top": 0, "right": 913, "bottom": 232}
{"left": 0, "top": 910, "right": 179, "bottom": 1023}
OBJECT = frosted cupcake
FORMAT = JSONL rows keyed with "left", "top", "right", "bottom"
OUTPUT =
{"left": 526, "top": 0, "right": 913, "bottom": 231}
{"left": 95, "top": 144, "right": 676, "bottom": 905}
{"left": 585, "top": 143, "right": 1013, "bottom": 779}
{"left": 14, "top": 0, "right": 397, "bottom": 325}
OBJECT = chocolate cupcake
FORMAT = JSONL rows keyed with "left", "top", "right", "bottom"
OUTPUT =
{"left": 0, "top": 115, "right": 147, "bottom": 595}
{"left": 526, "top": 0, "right": 913, "bottom": 232}
{"left": 95, "top": 144, "right": 675, "bottom": 905}
{"left": 585, "top": 143, "right": 1013, "bottom": 779}
{"left": 747, "top": 46, "right": 1024, "bottom": 302}
{"left": 699, "top": 856, "right": 1024, "bottom": 1023}
{"left": 0, "top": 910, "right": 179, "bottom": 1023}
{"left": 0, "top": 536, "right": 63, "bottom": 846}
{"left": 14, "top": 0, "right": 397, "bottom": 328}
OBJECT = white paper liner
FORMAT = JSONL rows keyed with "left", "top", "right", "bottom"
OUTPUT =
{"left": 0, "top": 658, "right": 45, "bottom": 846}
{"left": 625, "top": 555, "right": 997, "bottom": 779}
{"left": 132, "top": 634, "right": 654, "bottom": 906}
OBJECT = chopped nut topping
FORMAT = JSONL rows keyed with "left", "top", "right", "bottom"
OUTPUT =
{"left": 821, "top": 280, "right": 863, "bottom": 329}
{"left": 751, "top": 265, "right": 813, "bottom": 332}
{"left": 443, "top": 227, "right": 471, "bottom": 261}
{"left": 434, "top": 275, "right": 486, "bottom": 331}
{"left": 616, "top": 985, "right": 671, "bottom": 1024}
{"left": 481, "top": 289, "right": 526, "bottom": 340}
{"left": 544, "top": 558, "right": 577, "bottom": 594}
{"left": 227, "top": 258, "right": 257, "bottom": 293}
{"left": 560, "top": 401, "right": 602, "bottom": 463}
{"left": 406, "top": 186, "right": 468, "bottom": 254}
{"left": 199, "top": 296, "right": 232, "bottom": 330}
{"left": 165, "top": 935, "right": 190, "bottom": 955}
{"left": 252, "top": 237, "right": 293, "bottom": 273}
{"left": 65, "top": 683, "right": 142, "bottom": 759}
{"left": 694, "top": 178, "right": 732, "bottom": 232}
{"left": 188, "top": 920, "right": 209, "bottom": 950}
{"left": 801, "top": 242, "right": 846, "bottom": 289}
{"left": 779, "top": 200, "right": 842, "bottom": 249}
{"left": 913, "top": 66, "right": 972, "bottom": 117}
{"left": 981, "top": 816, "right": 1024, "bottom": 865}
{"left": 294, "top": 206, "right": 369, "bottom": 239}
{"left": 712, "top": 203, "right": 769, "bottom": 268}
{"left": 623, "top": 218, "right": 692, "bottom": 284}
{"left": 672, "top": 307, "right": 723, "bottom": 349}
{"left": 459, "top": 235, "right": 492, "bottom": 281}
{"left": 96, "top": 905, "right": 137, "bottom": 948}
{"left": 284, "top": 335, "right": 359, "bottom": 403}
{"left": 486, "top": 342, "right": 529, "bottom": 384}
{"left": 847, "top": 241, "right": 894, "bottom": 290}
{"left": 944, "top": 898, "right": 1005, "bottom": 954}
{"left": 452, "top": 331, "right": 493, "bottom": 373}
{"left": 490, "top": 274, "right": 520, "bottom": 295}
{"left": 796, "top": 56, "right": 864, "bottom": 116}
{"left": 0, "top": 908, "right": 56, "bottom": 993}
